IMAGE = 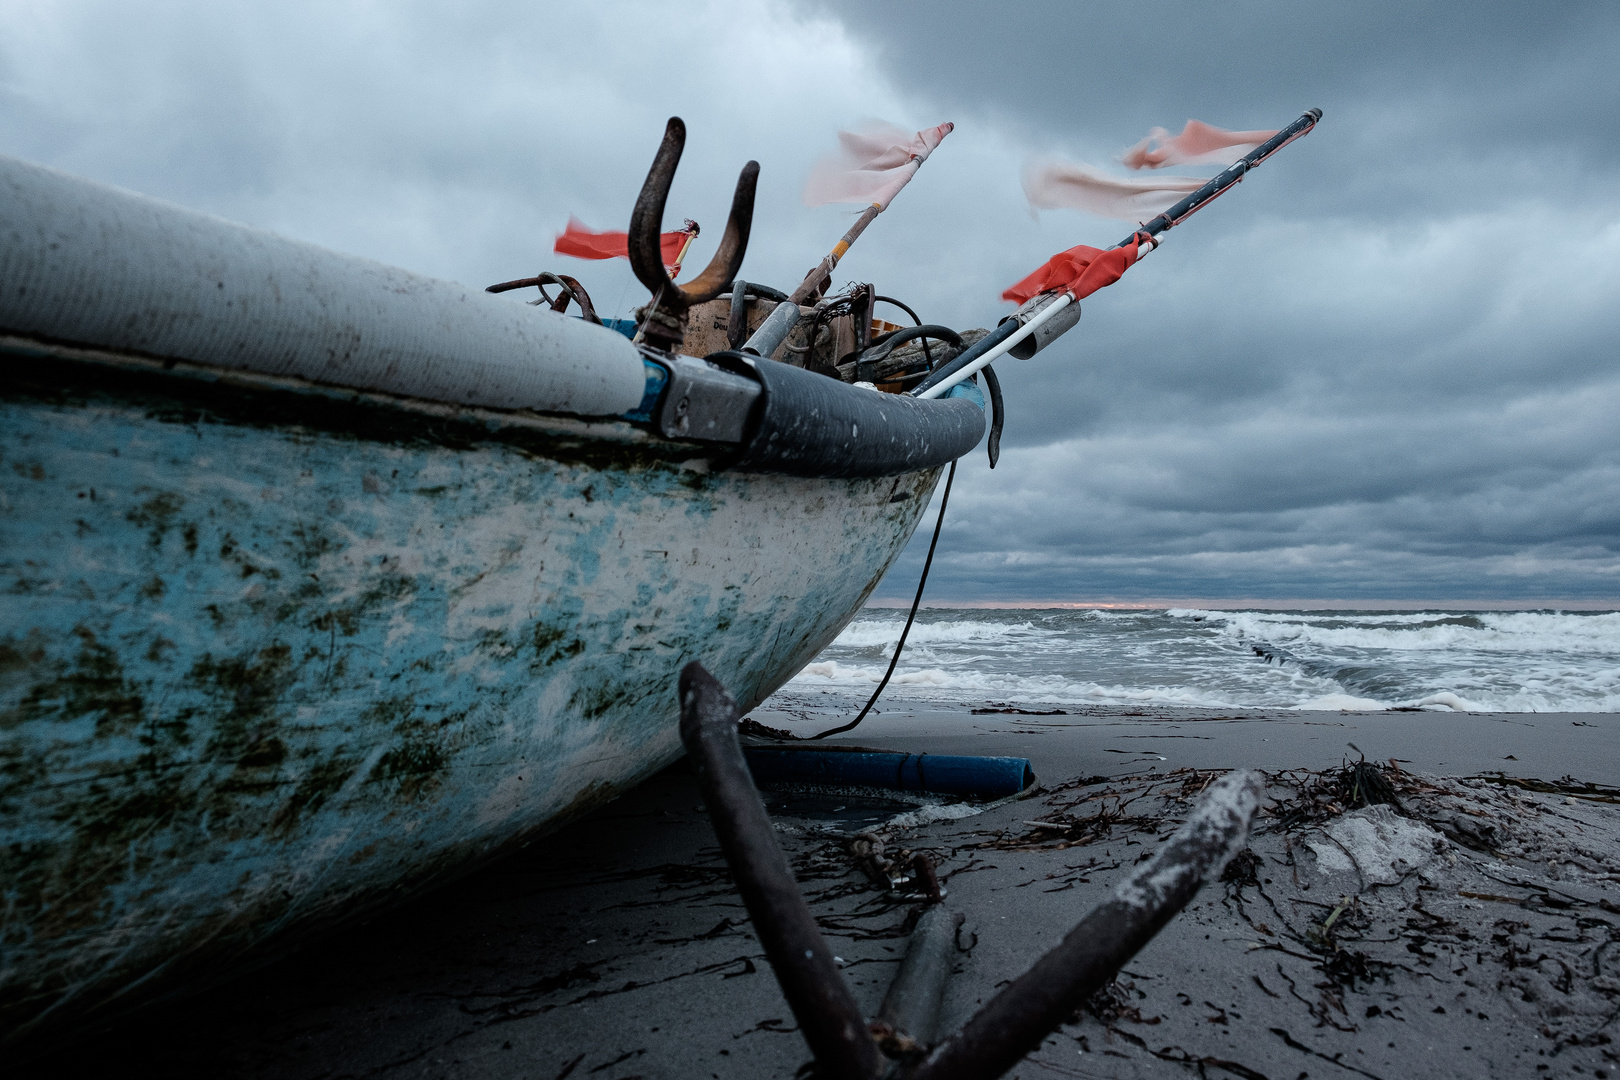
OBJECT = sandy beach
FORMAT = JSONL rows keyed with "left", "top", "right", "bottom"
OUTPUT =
{"left": 28, "top": 704, "right": 1620, "bottom": 1079}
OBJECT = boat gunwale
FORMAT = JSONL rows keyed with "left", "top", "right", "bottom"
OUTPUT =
{"left": 0, "top": 331, "right": 722, "bottom": 466}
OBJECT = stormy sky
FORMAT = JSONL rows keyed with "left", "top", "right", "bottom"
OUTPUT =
{"left": 3, "top": 1, "right": 1617, "bottom": 605}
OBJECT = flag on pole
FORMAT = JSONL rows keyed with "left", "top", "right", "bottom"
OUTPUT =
{"left": 803, "top": 121, "right": 955, "bottom": 210}
{"left": 1022, "top": 161, "right": 1204, "bottom": 222}
{"left": 1002, "top": 235, "right": 1145, "bottom": 305}
{"left": 1123, "top": 119, "right": 1278, "bottom": 170}
{"left": 554, "top": 217, "right": 695, "bottom": 271}
{"left": 1022, "top": 118, "right": 1280, "bottom": 221}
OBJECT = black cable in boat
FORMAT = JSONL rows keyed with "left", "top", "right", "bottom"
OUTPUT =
{"left": 873, "top": 294, "right": 922, "bottom": 326}
{"left": 874, "top": 294, "right": 931, "bottom": 367}
{"left": 811, "top": 457, "right": 956, "bottom": 740}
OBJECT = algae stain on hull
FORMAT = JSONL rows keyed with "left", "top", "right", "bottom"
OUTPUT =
{"left": 0, "top": 369, "right": 939, "bottom": 1043}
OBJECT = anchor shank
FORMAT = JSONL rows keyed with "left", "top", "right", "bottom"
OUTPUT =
{"left": 678, "top": 663, "right": 885, "bottom": 1080}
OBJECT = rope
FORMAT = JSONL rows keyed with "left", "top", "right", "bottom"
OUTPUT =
{"left": 811, "top": 457, "right": 956, "bottom": 740}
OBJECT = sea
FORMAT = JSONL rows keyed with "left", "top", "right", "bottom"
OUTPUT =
{"left": 779, "top": 608, "right": 1620, "bottom": 713}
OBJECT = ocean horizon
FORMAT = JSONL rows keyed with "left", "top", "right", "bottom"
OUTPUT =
{"left": 864, "top": 598, "right": 1620, "bottom": 611}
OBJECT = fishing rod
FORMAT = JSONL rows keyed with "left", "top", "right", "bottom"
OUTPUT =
{"left": 911, "top": 107, "right": 1322, "bottom": 400}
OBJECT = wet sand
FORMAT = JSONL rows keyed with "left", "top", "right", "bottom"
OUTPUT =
{"left": 25, "top": 705, "right": 1620, "bottom": 1079}
{"left": 753, "top": 698, "right": 1620, "bottom": 785}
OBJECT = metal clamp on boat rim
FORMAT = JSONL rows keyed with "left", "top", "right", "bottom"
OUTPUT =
{"left": 910, "top": 293, "right": 1078, "bottom": 400}
{"left": 678, "top": 661, "right": 1266, "bottom": 1080}
{"left": 650, "top": 353, "right": 761, "bottom": 443}
{"left": 997, "top": 293, "right": 1080, "bottom": 360}
{"left": 627, "top": 117, "right": 759, "bottom": 351}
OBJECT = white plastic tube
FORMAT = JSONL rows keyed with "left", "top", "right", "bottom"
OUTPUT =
{"left": 913, "top": 292, "right": 1074, "bottom": 400}
{"left": 0, "top": 154, "right": 648, "bottom": 416}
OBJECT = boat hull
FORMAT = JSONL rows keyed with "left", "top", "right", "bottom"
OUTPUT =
{"left": 0, "top": 345, "right": 940, "bottom": 1042}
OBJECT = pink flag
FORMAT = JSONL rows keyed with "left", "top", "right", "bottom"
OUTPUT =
{"left": 1122, "top": 119, "right": 1277, "bottom": 170}
{"left": 1022, "top": 160, "right": 1204, "bottom": 222}
{"left": 803, "top": 121, "right": 954, "bottom": 210}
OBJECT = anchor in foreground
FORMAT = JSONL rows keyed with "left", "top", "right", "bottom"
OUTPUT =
{"left": 679, "top": 661, "right": 1265, "bottom": 1079}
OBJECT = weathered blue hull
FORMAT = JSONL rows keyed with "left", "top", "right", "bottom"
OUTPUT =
{"left": 0, "top": 343, "right": 940, "bottom": 1041}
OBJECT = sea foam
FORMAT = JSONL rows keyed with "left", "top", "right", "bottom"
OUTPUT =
{"left": 787, "top": 607, "right": 1620, "bottom": 712}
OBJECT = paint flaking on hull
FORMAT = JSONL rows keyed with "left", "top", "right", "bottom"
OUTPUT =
{"left": 0, "top": 351, "right": 940, "bottom": 1042}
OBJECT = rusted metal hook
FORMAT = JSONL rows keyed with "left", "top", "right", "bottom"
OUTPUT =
{"left": 484, "top": 271, "right": 601, "bottom": 324}
{"left": 629, "top": 117, "right": 758, "bottom": 349}
{"left": 678, "top": 660, "right": 1263, "bottom": 1079}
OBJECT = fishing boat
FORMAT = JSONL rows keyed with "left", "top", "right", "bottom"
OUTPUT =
{"left": 0, "top": 120, "right": 987, "bottom": 1044}
{"left": 1, "top": 103, "right": 1321, "bottom": 1047}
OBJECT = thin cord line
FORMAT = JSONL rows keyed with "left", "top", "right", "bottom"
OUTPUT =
{"left": 811, "top": 458, "right": 956, "bottom": 740}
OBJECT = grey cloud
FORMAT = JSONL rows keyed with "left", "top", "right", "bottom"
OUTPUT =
{"left": 803, "top": 1, "right": 1620, "bottom": 184}
{"left": 3, "top": 1, "right": 1617, "bottom": 603}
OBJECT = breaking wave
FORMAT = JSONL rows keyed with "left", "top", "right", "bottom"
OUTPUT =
{"left": 785, "top": 607, "right": 1620, "bottom": 712}
{"left": 828, "top": 618, "right": 1051, "bottom": 652}
{"left": 790, "top": 659, "right": 1247, "bottom": 708}
{"left": 1183, "top": 609, "right": 1620, "bottom": 655}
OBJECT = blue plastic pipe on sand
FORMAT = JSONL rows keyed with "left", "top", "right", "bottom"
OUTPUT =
{"left": 742, "top": 748, "right": 1034, "bottom": 801}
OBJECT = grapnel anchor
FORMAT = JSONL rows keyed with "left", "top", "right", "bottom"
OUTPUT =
{"left": 678, "top": 661, "right": 1265, "bottom": 1079}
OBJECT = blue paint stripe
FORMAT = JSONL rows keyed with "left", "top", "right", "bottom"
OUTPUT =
{"left": 621, "top": 359, "right": 669, "bottom": 423}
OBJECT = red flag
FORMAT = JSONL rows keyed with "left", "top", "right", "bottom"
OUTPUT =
{"left": 1001, "top": 236, "right": 1142, "bottom": 305}
{"left": 553, "top": 217, "right": 692, "bottom": 269}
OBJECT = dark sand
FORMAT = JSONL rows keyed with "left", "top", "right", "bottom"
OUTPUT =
{"left": 27, "top": 705, "right": 1620, "bottom": 1079}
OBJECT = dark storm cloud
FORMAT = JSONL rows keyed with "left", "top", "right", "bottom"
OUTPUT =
{"left": 806, "top": 0, "right": 1620, "bottom": 191}
{"left": 809, "top": 0, "right": 1620, "bottom": 602}
{"left": 2, "top": 1, "right": 1616, "bottom": 602}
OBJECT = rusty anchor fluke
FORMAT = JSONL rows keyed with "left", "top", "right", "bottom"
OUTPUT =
{"left": 630, "top": 117, "right": 758, "bottom": 349}
{"left": 677, "top": 661, "right": 1264, "bottom": 1079}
